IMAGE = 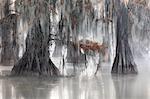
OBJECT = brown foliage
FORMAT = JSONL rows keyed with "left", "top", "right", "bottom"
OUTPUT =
{"left": 73, "top": 39, "right": 107, "bottom": 54}
{"left": 132, "top": 0, "right": 147, "bottom": 6}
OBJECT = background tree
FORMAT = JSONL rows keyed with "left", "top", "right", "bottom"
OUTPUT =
{"left": 0, "top": 0, "right": 19, "bottom": 65}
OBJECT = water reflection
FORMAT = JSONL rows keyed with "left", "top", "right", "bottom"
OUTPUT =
{"left": 112, "top": 75, "right": 137, "bottom": 99}
{"left": 48, "top": 74, "right": 116, "bottom": 99}
{"left": 0, "top": 74, "right": 115, "bottom": 99}
{"left": 0, "top": 77, "right": 60, "bottom": 99}
{"left": 112, "top": 74, "right": 150, "bottom": 99}
{"left": 0, "top": 73, "right": 150, "bottom": 99}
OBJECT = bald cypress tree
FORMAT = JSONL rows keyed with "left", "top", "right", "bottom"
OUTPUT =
{"left": 11, "top": 0, "right": 60, "bottom": 76}
{"left": 111, "top": 0, "right": 138, "bottom": 74}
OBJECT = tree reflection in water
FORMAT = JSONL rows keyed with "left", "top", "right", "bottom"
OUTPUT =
{"left": 0, "top": 73, "right": 150, "bottom": 99}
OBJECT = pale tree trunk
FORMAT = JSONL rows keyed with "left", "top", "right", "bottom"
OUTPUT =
{"left": 111, "top": 0, "right": 138, "bottom": 74}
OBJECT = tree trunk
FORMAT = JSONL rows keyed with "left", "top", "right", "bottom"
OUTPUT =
{"left": 11, "top": 18, "right": 60, "bottom": 76}
{"left": 111, "top": 0, "right": 138, "bottom": 74}
{"left": 0, "top": 14, "right": 19, "bottom": 66}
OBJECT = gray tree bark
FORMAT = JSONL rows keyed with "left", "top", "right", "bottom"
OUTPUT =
{"left": 11, "top": 0, "right": 60, "bottom": 76}
{"left": 111, "top": 0, "right": 138, "bottom": 74}
{"left": 0, "top": 0, "right": 19, "bottom": 65}
{"left": 0, "top": 15, "right": 19, "bottom": 65}
{"left": 11, "top": 18, "right": 60, "bottom": 76}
